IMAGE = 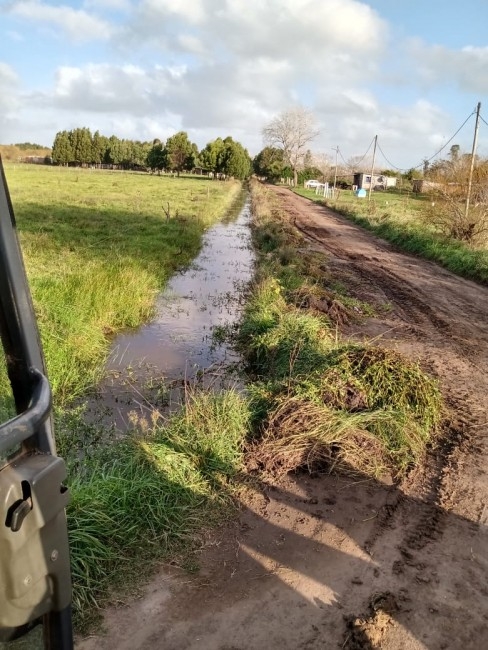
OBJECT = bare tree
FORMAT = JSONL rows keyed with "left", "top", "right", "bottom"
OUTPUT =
{"left": 310, "top": 152, "right": 332, "bottom": 179}
{"left": 347, "top": 154, "right": 372, "bottom": 173}
{"left": 262, "top": 106, "right": 319, "bottom": 186}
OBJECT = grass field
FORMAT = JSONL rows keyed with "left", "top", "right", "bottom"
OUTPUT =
{"left": 1, "top": 164, "right": 242, "bottom": 406}
{"left": 294, "top": 186, "right": 488, "bottom": 284}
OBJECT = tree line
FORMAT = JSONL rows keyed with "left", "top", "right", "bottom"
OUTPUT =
{"left": 51, "top": 128, "right": 252, "bottom": 180}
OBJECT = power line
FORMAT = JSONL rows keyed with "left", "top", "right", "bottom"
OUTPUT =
{"left": 372, "top": 109, "right": 476, "bottom": 173}
{"left": 337, "top": 136, "right": 375, "bottom": 169}
{"left": 336, "top": 108, "right": 479, "bottom": 175}
{"left": 418, "top": 110, "right": 475, "bottom": 167}
{"left": 353, "top": 136, "right": 376, "bottom": 167}
{"left": 376, "top": 141, "right": 404, "bottom": 171}
{"left": 338, "top": 147, "right": 349, "bottom": 167}
{"left": 479, "top": 113, "right": 488, "bottom": 128}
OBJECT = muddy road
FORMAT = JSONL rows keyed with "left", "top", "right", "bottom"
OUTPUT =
{"left": 78, "top": 187, "right": 488, "bottom": 649}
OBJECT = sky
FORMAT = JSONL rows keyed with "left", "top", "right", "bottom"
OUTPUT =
{"left": 1, "top": 0, "right": 487, "bottom": 170}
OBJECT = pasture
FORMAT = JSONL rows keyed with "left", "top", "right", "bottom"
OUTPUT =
{"left": 1, "top": 164, "right": 242, "bottom": 406}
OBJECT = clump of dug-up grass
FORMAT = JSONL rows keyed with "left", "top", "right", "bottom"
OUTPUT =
{"left": 55, "top": 388, "right": 249, "bottom": 629}
{"left": 243, "top": 180, "right": 443, "bottom": 480}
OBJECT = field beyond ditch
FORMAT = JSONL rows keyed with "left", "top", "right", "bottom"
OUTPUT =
{"left": 1, "top": 164, "right": 242, "bottom": 406}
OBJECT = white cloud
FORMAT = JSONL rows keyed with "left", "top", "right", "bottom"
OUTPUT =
{"left": 118, "top": 0, "right": 386, "bottom": 74}
{"left": 142, "top": 0, "right": 206, "bottom": 24}
{"left": 48, "top": 63, "right": 173, "bottom": 114}
{"left": 209, "top": 0, "right": 386, "bottom": 62}
{"left": 0, "top": 62, "right": 20, "bottom": 111}
{"left": 0, "top": 63, "right": 22, "bottom": 142}
{"left": 410, "top": 40, "right": 488, "bottom": 94}
{"left": 8, "top": 0, "right": 114, "bottom": 42}
{"left": 325, "top": 99, "right": 451, "bottom": 170}
{"left": 83, "top": 0, "right": 131, "bottom": 11}
{"left": 5, "top": 0, "right": 480, "bottom": 167}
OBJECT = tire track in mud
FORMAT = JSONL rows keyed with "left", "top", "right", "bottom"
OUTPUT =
{"left": 277, "top": 187, "right": 488, "bottom": 491}
{"left": 271, "top": 186, "right": 488, "bottom": 647}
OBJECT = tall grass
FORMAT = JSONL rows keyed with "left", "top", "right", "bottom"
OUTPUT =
{"left": 2, "top": 164, "right": 242, "bottom": 404}
{"left": 294, "top": 186, "right": 488, "bottom": 284}
{"left": 243, "top": 181, "right": 443, "bottom": 479}
{"left": 56, "top": 389, "right": 249, "bottom": 629}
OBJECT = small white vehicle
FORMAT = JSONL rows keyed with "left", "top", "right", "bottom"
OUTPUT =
{"left": 304, "top": 179, "right": 321, "bottom": 188}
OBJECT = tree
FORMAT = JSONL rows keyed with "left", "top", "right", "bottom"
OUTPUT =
{"left": 51, "top": 130, "right": 73, "bottom": 166}
{"left": 69, "top": 127, "right": 92, "bottom": 166}
{"left": 147, "top": 139, "right": 167, "bottom": 173}
{"left": 449, "top": 144, "right": 460, "bottom": 164}
{"left": 347, "top": 154, "right": 371, "bottom": 173}
{"left": 253, "top": 146, "right": 285, "bottom": 181}
{"left": 92, "top": 130, "right": 108, "bottom": 166}
{"left": 309, "top": 152, "right": 332, "bottom": 180}
{"left": 219, "top": 137, "right": 252, "bottom": 179}
{"left": 130, "top": 141, "right": 151, "bottom": 168}
{"left": 166, "top": 131, "right": 196, "bottom": 175}
{"left": 262, "top": 106, "right": 319, "bottom": 186}
{"left": 200, "top": 138, "right": 226, "bottom": 174}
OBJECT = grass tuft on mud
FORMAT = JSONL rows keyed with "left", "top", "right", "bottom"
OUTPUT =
{"left": 57, "top": 389, "right": 249, "bottom": 630}
{"left": 243, "top": 181, "right": 442, "bottom": 479}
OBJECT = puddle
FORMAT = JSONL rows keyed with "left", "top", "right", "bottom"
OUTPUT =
{"left": 87, "top": 195, "right": 254, "bottom": 430}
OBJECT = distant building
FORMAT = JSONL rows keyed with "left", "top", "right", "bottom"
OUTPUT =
{"left": 353, "top": 173, "right": 397, "bottom": 191}
{"left": 412, "top": 179, "right": 442, "bottom": 193}
{"left": 21, "top": 155, "right": 52, "bottom": 165}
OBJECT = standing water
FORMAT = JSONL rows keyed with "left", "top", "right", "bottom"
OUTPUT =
{"left": 89, "top": 195, "right": 254, "bottom": 430}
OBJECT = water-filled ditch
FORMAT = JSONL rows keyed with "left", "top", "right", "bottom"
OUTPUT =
{"left": 87, "top": 194, "right": 254, "bottom": 430}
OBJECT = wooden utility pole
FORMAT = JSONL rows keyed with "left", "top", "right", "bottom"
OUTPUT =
{"left": 368, "top": 135, "right": 378, "bottom": 201}
{"left": 465, "top": 102, "right": 481, "bottom": 221}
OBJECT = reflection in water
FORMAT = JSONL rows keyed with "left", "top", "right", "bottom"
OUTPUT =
{"left": 88, "top": 197, "right": 254, "bottom": 430}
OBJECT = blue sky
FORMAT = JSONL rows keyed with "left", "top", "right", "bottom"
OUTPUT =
{"left": 1, "top": 0, "right": 487, "bottom": 169}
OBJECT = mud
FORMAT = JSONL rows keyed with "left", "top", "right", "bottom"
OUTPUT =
{"left": 77, "top": 187, "right": 488, "bottom": 649}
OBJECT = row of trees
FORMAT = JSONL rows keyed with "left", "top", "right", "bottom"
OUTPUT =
{"left": 51, "top": 128, "right": 252, "bottom": 179}
{"left": 147, "top": 134, "right": 251, "bottom": 179}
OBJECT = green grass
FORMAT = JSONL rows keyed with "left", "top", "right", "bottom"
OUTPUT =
{"left": 294, "top": 186, "right": 488, "bottom": 284}
{"left": 1, "top": 164, "right": 242, "bottom": 404}
{"left": 55, "top": 388, "right": 250, "bottom": 629}
{"left": 242, "top": 181, "right": 443, "bottom": 479}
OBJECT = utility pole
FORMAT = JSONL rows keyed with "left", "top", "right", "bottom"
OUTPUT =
{"left": 332, "top": 146, "right": 339, "bottom": 197}
{"left": 368, "top": 135, "right": 378, "bottom": 201}
{"left": 464, "top": 102, "right": 481, "bottom": 222}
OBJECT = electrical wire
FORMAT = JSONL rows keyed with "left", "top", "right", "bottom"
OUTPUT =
{"left": 417, "top": 110, "right": 475, "bottom": 167}
{"left": 373, "top": 109, "right": 476, "bottom": 173}
{"left": 480, "top": 113, "right": 488, "bottom": 128}
{"left": 338, "top": 136, "right": 375, "bottom": 169}
{"left": 336, "top": 109, "right": 478, "bottom": 175}
{"left": 376, "top": 142, "right": 404, "bottom": 171}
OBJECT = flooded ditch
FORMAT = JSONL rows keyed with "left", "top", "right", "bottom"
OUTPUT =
{"left": 86, "top": 194, "right": 254, "bottom": 430}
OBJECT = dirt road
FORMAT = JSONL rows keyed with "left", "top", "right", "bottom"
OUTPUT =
{"left": 78, "top": 187, "right": 488, "bottom": 649}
